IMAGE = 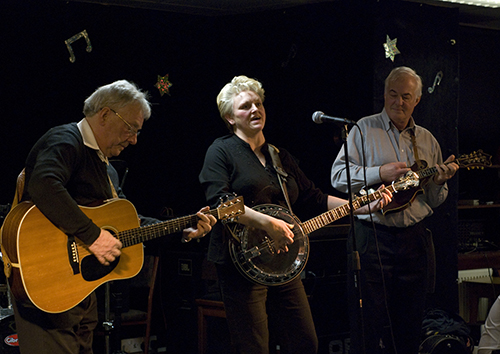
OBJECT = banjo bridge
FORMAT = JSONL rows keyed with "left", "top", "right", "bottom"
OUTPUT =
{"left": 241, "top": 245, "right": 262, "bottom": 261}
{"left": 240, "top": 238, "right": 276, "bottom": 261}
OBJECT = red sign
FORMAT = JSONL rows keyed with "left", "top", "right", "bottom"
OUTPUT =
{"left": 4, "top": 333, "right": 19, "bottom": 346}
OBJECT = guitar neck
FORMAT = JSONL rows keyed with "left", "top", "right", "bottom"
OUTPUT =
{"left": 117, "top": 209, "right": 217, "bottom": 248}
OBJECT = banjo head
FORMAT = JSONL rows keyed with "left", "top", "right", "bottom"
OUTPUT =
{"left": 230, "top": 204, "right": 309, "bottom": 286}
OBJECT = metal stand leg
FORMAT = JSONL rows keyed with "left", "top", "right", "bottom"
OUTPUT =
{"left": 102, "top": 282, "right": 126, "bottom": 354}
{"left": 103, "top": 283, "right": 114, "bottom": 354}
{"left": 0, "top": 282, "right": 14, "bottom": 321}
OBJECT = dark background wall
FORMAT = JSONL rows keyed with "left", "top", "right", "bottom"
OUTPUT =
{"left": 2, "top": 0, "right": 359, "bottom": 217}
{"left": 1, "top": 0, "right": 500, "bottom": 352}
{"left": 0, "top": 0, "right": 462, "bottom": 216}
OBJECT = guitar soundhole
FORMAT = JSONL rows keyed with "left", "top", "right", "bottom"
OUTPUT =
{"left": 81, "top": 256, "right": 119, "bottom": 281}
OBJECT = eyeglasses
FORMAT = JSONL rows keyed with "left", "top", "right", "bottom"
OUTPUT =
{"left": 110, "top": 108, "right": 141, "bottom": 137}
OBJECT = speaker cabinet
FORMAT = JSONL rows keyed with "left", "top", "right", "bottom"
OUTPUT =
{"left": 306, "top": 225, "right": 350, "bottom": 353}
{"left": 160, "top": 249, "right": 207, "bottom": 353}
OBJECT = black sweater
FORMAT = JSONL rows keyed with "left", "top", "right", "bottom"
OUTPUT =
{"left": 24, "top": 123, "right": 117, "bottom": 245}
{"left": 199, "top": 134, "right": 328, "bottom": 264}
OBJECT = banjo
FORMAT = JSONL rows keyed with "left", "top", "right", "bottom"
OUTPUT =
{"left": 228, "top": 171, "right": 420, "bottom": 286}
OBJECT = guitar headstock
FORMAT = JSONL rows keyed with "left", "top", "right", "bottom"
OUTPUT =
{"left": 457, "top": 149, "right": 492, "bottom": 170}
{"left": 217, "top": 195, "right": 245, "bottom": 222}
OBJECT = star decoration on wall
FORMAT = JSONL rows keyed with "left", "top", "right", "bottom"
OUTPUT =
{"left": 383, "top": 35, "right": 401, "bottom": 62}
{"left": 155, "top": 74, "right": 173, "bottom": 96}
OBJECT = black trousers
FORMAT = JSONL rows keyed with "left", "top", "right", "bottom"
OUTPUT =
{"left": 216, "top": 263, "right": 318, "bottom": 354}
{"left": 12, "top": 292, "right": 97, "bottom": 354}
{"left": 347, "top": 220, "right": 430, "bottom": 354}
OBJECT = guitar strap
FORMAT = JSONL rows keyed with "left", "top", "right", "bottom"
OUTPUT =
{"left": 410, "top": 129, "right": 426, "bottom": 170}
{"left": 268, "top": 144, "right": 294, "bottom": 215}
{"left": 410, "top": 129, "right": 434, "bottom": 191}
{"left": 1, "top": 169, "right": 25, "bottom": 278}
{"left": 0, "top": 242, "right": 15, "bottom": 278}
{"left": 108, "top": 174, "right": 119, "bottom": 199}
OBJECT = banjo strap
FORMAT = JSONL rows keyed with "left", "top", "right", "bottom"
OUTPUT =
{"left": 224, "top": 143, "right": 293, "bottom": 244}
{"left": 268, "top": 144, "right": 294, "bottom": 215}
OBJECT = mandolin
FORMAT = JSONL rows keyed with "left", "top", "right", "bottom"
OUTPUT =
{"left": 380, "top": 150, "right": 492, "bottom": 214}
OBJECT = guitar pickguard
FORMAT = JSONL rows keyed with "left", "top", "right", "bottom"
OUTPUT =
{"left": 81, "top": 255, "right": 119, "bottom": 281}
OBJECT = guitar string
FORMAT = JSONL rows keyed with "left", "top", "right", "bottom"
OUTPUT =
{"left": 416, "top": 155, "right": 469, "bottom": 179}
{"left": 117, "top": 209, "right": 219, "bottom": 247}
{"left": 301, "top": 182, "right": 410, "bottom": 234}
{"left": 119, "top": 155, "right": 482, "bottom": 246}
{"left": 240, "top": 182, "right": 406, "bottom": 261}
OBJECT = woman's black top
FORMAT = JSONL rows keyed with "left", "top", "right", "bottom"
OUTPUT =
{"left": 199, "top": 134, "right": 329, "bottom": 264}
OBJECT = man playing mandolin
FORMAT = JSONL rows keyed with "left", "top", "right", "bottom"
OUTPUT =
{"left": 331, "top": 66, "right": 459, "bottom": 354}
{"left": 199, "top": 75, "right": 392, "bottom": 354}
{"left": 8, "top": 80, "right": 217, "bottom": 354}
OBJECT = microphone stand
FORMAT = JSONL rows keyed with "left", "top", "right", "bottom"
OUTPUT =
{"left": 340, "top": 123, "right": 366, "bottom": 354}
{"left": 102, "top": 282, "right": 127, "bottom": 354}
{"left": 111, "top": 283, "right": 127, "bottom": 354}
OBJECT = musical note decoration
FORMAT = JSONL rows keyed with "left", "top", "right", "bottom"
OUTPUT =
{"left": 65, "top": 30, "right": 92, "bottom": 63}
{"left": 428, "top": 71, "right": 443, "bottom": 94}
{"left": 155, "top": 74, "right": 173, "bottom": 96}
{"left": 383, "top": 35, "right": 400, "bottom": 62}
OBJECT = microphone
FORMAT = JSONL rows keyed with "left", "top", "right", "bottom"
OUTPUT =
{"left": 312, "top": 111, "right": 356, "bottom": 125}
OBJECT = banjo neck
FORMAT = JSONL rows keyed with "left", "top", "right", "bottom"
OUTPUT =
{"left": 301, "top": 183, "right": 399, "bottom": 234}
{"left": 229, "top": 171, "right": 420, "bottom": 286}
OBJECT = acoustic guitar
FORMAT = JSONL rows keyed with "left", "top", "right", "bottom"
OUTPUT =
{"left": 1, "top": 197, "right": 244, "bottom": 313}
{"left": 380, "top": 150, "right": 492, "bottom": 214}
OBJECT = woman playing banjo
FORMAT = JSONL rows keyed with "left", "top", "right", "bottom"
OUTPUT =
{"left": 199, "top": 75, "right": 391, "bottom": 354}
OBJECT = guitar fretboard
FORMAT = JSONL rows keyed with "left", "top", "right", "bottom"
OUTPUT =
{"left": 117, "top": 209, "right": 218, "bottom": 248}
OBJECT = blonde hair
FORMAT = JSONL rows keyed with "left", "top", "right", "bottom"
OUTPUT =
{"left": 216, "top": 75, "right": 265, "bottom": 132}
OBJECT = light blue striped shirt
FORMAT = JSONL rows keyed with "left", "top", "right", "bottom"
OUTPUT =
{"left": 331, "top": 108, "right": 448, "bottom": 227}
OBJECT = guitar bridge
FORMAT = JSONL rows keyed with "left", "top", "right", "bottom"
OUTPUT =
{"left": 67, "top": 237, "right": 80, "bottom": 275}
